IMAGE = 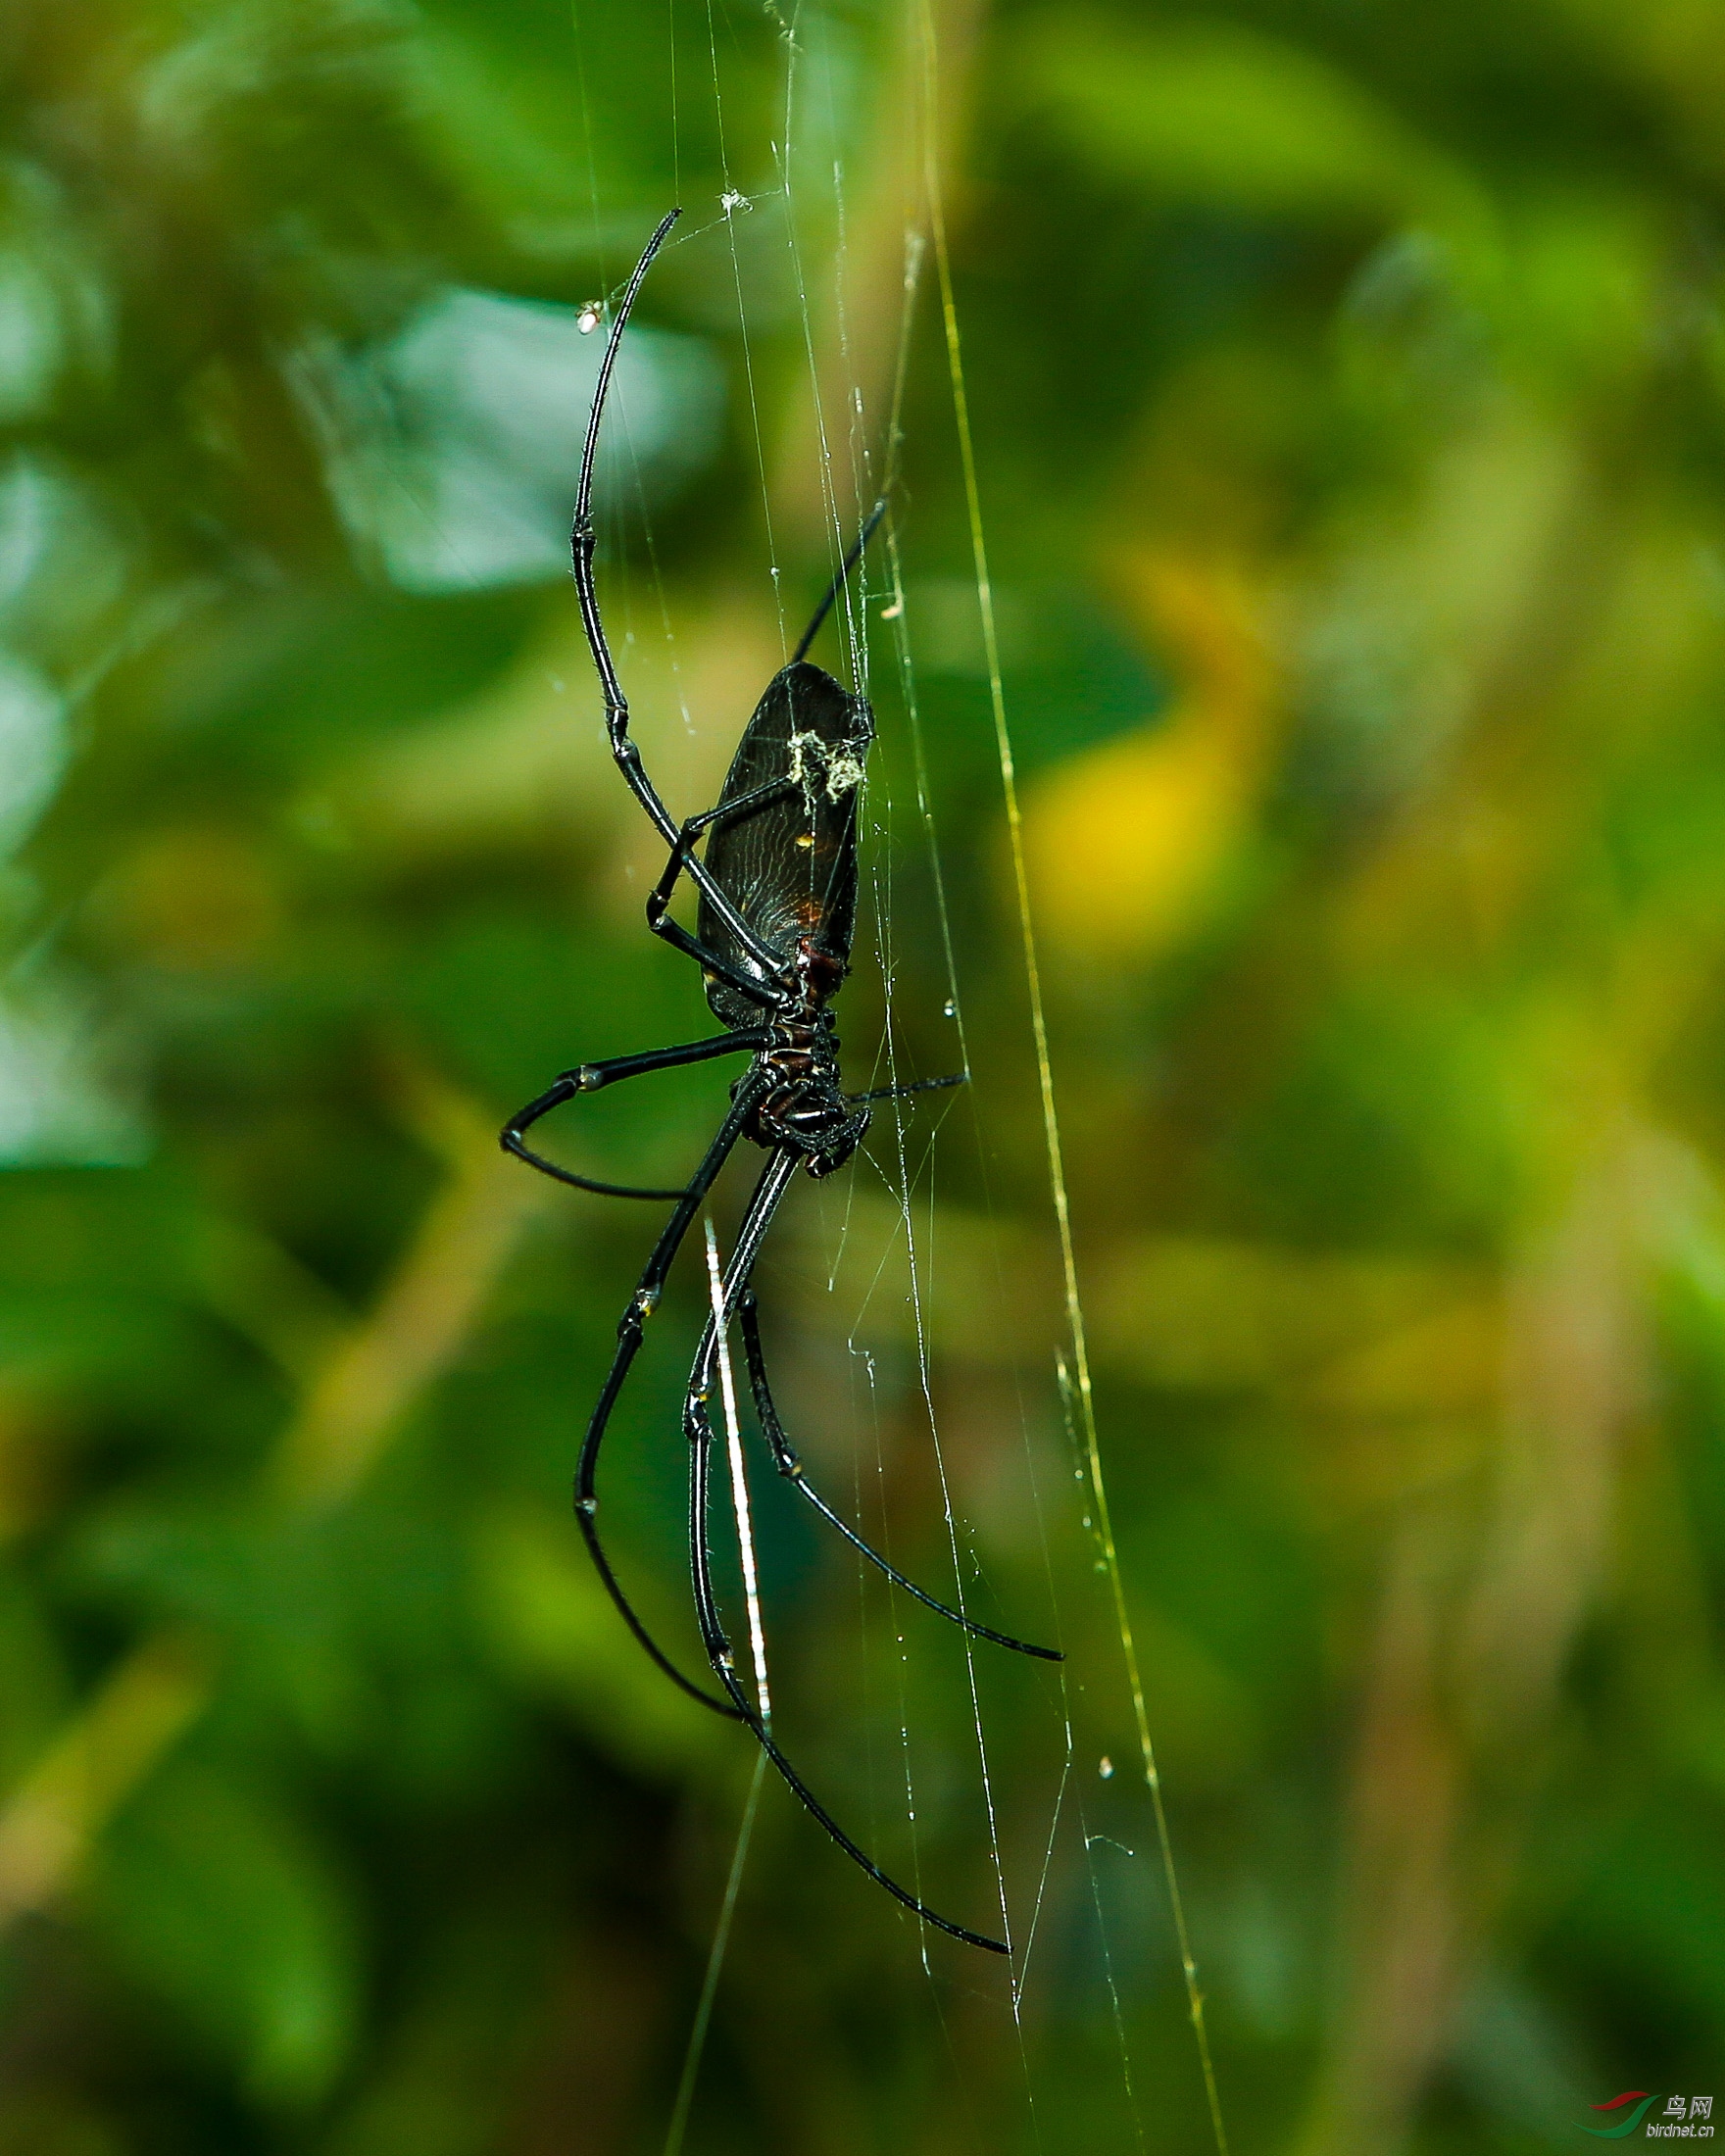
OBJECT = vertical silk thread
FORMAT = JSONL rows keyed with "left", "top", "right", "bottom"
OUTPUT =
{"left": 913, "top": 5, "right": 1229, "bottom": 2149}
{"left": 662, "top": 1230, "right": 774, "bottom": 2156}
{"left": 663, "top": 1751, "right": 768, "bottom": 2156}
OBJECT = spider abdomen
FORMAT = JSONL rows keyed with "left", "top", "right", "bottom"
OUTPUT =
{"left": 697, "top": 660, "right": 872, "bottom": 1029}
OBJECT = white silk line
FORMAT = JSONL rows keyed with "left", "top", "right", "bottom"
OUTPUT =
{"left": 705, "top": 1219, "right": 771, "bottom": 1726}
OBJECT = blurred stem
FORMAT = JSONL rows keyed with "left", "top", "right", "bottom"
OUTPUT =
{"left": 771, "top": 0, "right": 991, "bottom": 547}
{"left": 1303, "top": 1135, "right": 1649, "bottom": 2156}
{"left": 0, "top": 1631, "right": 213, "bottom": 1932}
{"left": 0, "top": 1055, "right": 550, "bottom": 1937}
{"left": 269, "top": 1056, "right": 552, "bottom": 1513}
{"left": 1299, "top": 416, "right": 1705, "bottom": 2151}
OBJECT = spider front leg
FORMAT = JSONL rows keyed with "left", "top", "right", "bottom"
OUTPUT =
{"left": 567, "top": 215, "right": 799, "bottom": 1006}
{"left": 735, "top": 1290, "right": 1061, "bottom": 1662}
{"left": 789, "top": 495, "right": 888, "bottom": 663}
{"left": 641, "top": 773, "right": 804, "bottom": 997}
{"left": 626, "top": 814, "right": 789, "bottom": 1011}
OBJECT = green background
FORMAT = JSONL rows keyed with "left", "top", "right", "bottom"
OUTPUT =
{"left": 1, "top": 0, "right": 1722, "bottom": 2150}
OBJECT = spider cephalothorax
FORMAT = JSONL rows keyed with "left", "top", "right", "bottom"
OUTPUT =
{"left": 745, "top": 1012, "right": 869, "bottom": 1174}
{"left": 500, "top": 209, "right": 1060, "bottom": 1955}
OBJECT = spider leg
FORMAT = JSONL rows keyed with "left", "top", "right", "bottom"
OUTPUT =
{"left": 574, "top": 1069, "right": 771, "bottom": 1721}
{"left": 686, "top": 1152, "right": 1010, "bottom": 1955}
{"left": 689, "top": 1404, "right": 1010, "bottom": 1954}
{"left": 682, "top": 1148, "right": 799, "bottom": 1703}
{"left": 569, "top": 212, "right": 793, "bottom": 1001}
{"left": 736, "top": 1289, "right": 1061, "bottom": 1661}
{"left": 642, "top": 775, "right": 806, "bottom": 1005}
{"left": 651, "top": 779, "right": 801, "bottom": 926}
{"left": 641, "top": 902, "right": 785, "bottom": 1013}
{"left": 502, "top": 1030, "right": 769, "bottom": 1199}
{"left": 849, "top": 1071, "right": 968, "bottom": 1107}
{"left": 791, "top": 496, "right": 889, "bottom": 665}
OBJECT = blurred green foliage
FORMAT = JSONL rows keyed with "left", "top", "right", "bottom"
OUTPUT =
{"left": 3, "top": 0, "right": 1725, "bottom": 2152}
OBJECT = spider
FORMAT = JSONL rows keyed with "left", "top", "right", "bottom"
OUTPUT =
{"left": 502, "top": 211, "right": 1060, "bottom": 1955}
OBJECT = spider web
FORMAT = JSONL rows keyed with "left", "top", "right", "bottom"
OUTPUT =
{"left": 566, "top": 5, "right": 1229, "bottom": 2150}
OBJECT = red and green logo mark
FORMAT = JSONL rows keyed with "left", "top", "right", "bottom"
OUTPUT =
{"left": 1584, "top": 2093, "right": 1715, "bottom": 2138}
{"left": 1584, "top": 2095, "right": 1659, "bottom": 2138}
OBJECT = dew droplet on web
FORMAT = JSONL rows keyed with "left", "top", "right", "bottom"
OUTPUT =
{"left": 1099, "top": 1756, "right": 1114, "bottom": 1780}
{"left": 942, "top": 1000, "right": 956, "bottom": 1017}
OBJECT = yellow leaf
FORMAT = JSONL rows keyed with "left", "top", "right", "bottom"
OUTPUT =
{"left": 1021, "top": 552, "right": 1278, "bottom": 962}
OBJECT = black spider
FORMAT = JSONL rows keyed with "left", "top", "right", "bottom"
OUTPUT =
{"left": 502, "top": 211, "right": 1060, "bottom": 1955}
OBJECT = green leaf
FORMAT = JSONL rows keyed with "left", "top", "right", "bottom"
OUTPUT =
{"left": 90, "top": 1759, "right": 361, "bottom": 2109}
{"left": 468, "top": 1498, "right": 725, "bottom": 1774}
{"left": 1011, "top": 13, "right": 1469, "bottom": 226}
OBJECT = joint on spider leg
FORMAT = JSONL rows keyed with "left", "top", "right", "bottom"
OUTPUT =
{"left": 575, "top": 1496, "right": 597, "bottom": 1519}
{"left": 616, "top": 1294, "right": 656, "bottom": 1345}
{"left": 574, "top": 1065, "right": 604, "bottom": 1092}
{"left": 748, "top": 1398, "right": 798, "bottom": 1472}
{"left": 764, "top": 1417, "right": 803, "bottom": 1475}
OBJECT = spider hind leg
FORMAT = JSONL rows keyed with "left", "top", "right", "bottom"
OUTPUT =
{"left": 685, "top": 1382, "right": 1009, "bottom": 1956}
{"left": 563, "top": 1073, "right": 773, "bottom": 1722}
{"left": 737, "top": 1290, "right": 1062, "bottom": 1663}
